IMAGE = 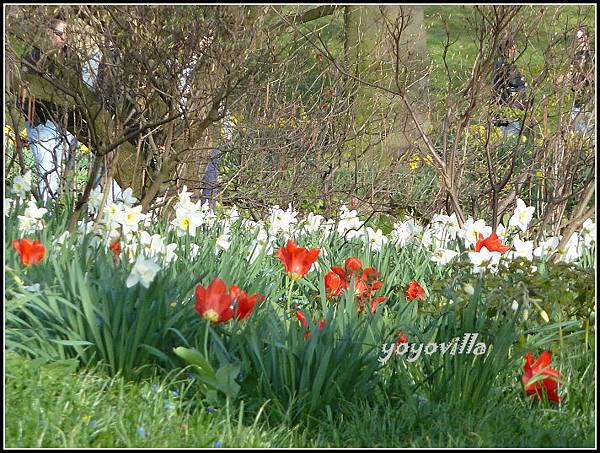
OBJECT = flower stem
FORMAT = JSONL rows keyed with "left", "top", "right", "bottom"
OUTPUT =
{"left": 203, "top": 321, "right": 210, "bottom": 360}
{"left": 287, "top": 278, "right": 295, "bottom": 314}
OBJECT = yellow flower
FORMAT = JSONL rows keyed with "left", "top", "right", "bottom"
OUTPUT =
{"left": 82, "top": 415, "right": 91, "bottom": 424}
{"left": 520, "top": 135, "right": 527, "bottom": 143}
{"left": 278, "top": 118, "right": 286, "bottom": 128}
{"left": 4, "top": 125, "right": 15, "bottom": 145}
{"left": 267, "top": 123, "right": 274, "bottom": 129}
{"left": 423, "top": 155, "right": 433, "bottom": 165}
{"left": 408, "top": 153, "right": 421, "bottom": 170}
{"left": 79, "top": 143, "right": 89, "bottom": 153}
{"left": 535, "top": 170, "right": 544, "bottom": 178}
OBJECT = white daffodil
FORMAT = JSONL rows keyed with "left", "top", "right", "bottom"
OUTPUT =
{"left": 248, "top": 226, "right": 273, "bottom": 264}
{"left": 268, "top": 204, "right": 298, "bottom": 236}
{"left": 177, "top": 185, "right": 194, "bottom": 206}
{"left": 125, "top": 255, "right": 161, "bottom": 288}
{"left": 581, "top": 218, "right": 596, "bottom": 246}
{"left": 508, "top": 234, "right": 534, "bottom": 261}
{"left": 116, "top": 205, "right": 146, "bottom": 234}
{"left": 5, "top": 198, "right": 14, "bottom": 216}
{"left": 533, "top": 236, "right": 560, "bottom": 258}
{"left": 468, "top": 246, "right": 502, "bottom": 273}
{"left": 508, "top": 198, "right": 535, "bottom": 232}
{"left": 558, "top": 232, "right": 582, "bottom": 263}
{"left": 420, "top": 229, "right": 435, "bottom": 249}
{"left": 365, "top": 227, "right": 388, "bottom": 252}
{"left": 172, "top": 207, "right": 205, "bottom": 237}
{"left": 336, "top": 205, "right": 364, "bottom": 240}
{"left": 431, "top": 248, "right": 459, "bottom": 266}
{"left": 104, "top": 201, "right": 124, "bottom": 225}
{"left": 23, "top": 196, "right": 47, "bottom": 220}
{"left": 11, "top": 171, "right": 32, "bottom": 199}
{"left": 320, "top": 218, "right": 336, "bottom": 238}
{"left": 301, "top": 213, "right": 324, "bottom": 234}
{"left": 88, "top": 186, "right": 104, "bottom": 212}
{"left": 459, "top": 217, "right": 491, "bottom": 248}
{"left": 189, "top": 243, "right": 201, "bottom": 260}
{"left": 119, "top": 187, "right": 139, "bottom": 207}
{"left": 18, "top": 197, "right": 47, "bottom": 233}
{"left": 55, "top": 230, "right": 70, "bottom": 246}
{"left": 163, "top": 243, "right": 178, "bottom": 263}
{"left": 496, "top": 223, "right": 510, "bottom": 242}
{"left": 216, "top": 232, "right": 231, "bottom": 252}
{"left": 391, "top": 219, "right": 422, "bottom": 247}
{"left": 441, "top": 212, "right": 461, "bottom": 240}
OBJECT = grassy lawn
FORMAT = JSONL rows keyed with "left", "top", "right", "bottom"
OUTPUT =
{"left": 6, "top": 342, "right": 595, "bottom": 448}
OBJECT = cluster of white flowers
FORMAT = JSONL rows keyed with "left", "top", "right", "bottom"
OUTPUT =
{"left": 171, "top": 185, "right": 217, "bottom": 237}
{"left": 5, "top": 186, "right": 596, "bottom": 285}
{"left": 11, "top": 171, "right": 32, "bottom": 200}
{"left": 18, "top": 196, "right": 48, "bottom": 234}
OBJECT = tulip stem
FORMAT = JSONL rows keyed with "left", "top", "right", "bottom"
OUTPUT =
{"left": 203, "top": 321, "right": 210, "bottom": 361}
{"left": 287, "top": 279, "right": 295, "bottom": 314}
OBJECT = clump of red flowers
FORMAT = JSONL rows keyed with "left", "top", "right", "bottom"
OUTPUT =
{"left": 110, "top": 241, "right": 121, "bottom": 256}
{"left": 475, "top": 231, "right": 510, "bottom": 255}
{"left": 405, "top": 280, "right": 425, "bottom": 301}
{"left": 324, "top": 257, "right": 385, "bottom": 313}
{"left": 522, "top": 350, "right": 561, "bottom": 403}
{"left": 395, "top": 331, "right": 409, "bottom": 347}
{"left": 277, "top": 239, "right": 320, "bottom": 281}
{"left": 195, "top": 278, "right": 264, "bottom": 324}
{"left": 13, "top": 238, "right": 46, "bottom": 266}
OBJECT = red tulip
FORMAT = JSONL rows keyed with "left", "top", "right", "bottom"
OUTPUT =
{"left": 324, "top": 271, "right": 346, "bottom": 298}
{"left": 110, "top": 241, "right": 121, "bottom": 256}
{"left": 522, "top": 351, "right": 561, "bottom": 403}
{"left": 13, "top": 238, "right": 46, "bottom": 266}
{"left": 277, "top": 240, "right": 320, "bottom": 280}
{"left": 344, "top": 257, "right": 363, "bottom": 276}
{"left": 475, "top": 232, "right": 510, "bottom": 255}
{"left": 395, "top": 332, "right": 409, "bottom": 346}
{"left": 194, "top": 278, "right": 234, "bottom": 324}
{"left": 326, "top": 258, "right": 385, "bottom": 313}
{"left": 229, "top": 284, "right": 264, "bottom": 320}
{"left": 406, "top": 280, "right": 425, "bottom": 301}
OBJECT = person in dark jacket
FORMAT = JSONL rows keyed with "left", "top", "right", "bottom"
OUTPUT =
{"left": 493, "top": 37, "right": 528, "bottom": 137}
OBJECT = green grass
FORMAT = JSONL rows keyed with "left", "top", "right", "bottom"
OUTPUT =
{"left": 6, "top": 336, "right": 595, "bottom": 448}
{"left": 424, "top": 5, "right": 596, "bottom": 108}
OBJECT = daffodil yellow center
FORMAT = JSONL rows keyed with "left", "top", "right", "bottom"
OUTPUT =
{"left": 203, "top": 309, "right": 219, "bottom": 323}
